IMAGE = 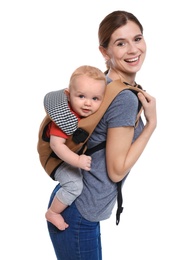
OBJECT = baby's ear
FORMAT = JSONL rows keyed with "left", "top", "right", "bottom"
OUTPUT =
{"left": 64, "top": 88, "right": 70, "bottom": 101}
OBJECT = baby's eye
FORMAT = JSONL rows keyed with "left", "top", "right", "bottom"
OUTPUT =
{"left": 93, "top": 97, "right": 99, "bottom": 101}
{"left": 79, "top": 95, "right": 85, "bottom": 98}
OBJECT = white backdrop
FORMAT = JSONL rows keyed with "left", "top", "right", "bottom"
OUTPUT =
{"left": 1, "top": 1, "right": 172, "bottom": 259}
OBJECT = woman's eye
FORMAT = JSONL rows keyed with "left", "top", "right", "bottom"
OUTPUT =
{"left": 117, "top": 42, "right": 125, "bottom": 47}
{"left": 135, "top": 37, "right": 142, "bottom": 42}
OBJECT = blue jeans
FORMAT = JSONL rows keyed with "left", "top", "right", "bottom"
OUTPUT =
{"left": 47, "top": 184, "right": 102, "bottom": 260}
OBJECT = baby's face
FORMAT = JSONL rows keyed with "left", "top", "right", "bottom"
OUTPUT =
{"left": 66, "top": 75, "right": 105, "bottom": 117}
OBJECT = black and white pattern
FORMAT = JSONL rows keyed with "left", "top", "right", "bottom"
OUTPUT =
{"left": 44, "top": 89, "right": 78, "bottom": 135}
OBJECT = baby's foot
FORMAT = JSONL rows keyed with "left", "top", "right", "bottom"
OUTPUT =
{"left": 45, "top": 210, "right": 69, "bottom": 230}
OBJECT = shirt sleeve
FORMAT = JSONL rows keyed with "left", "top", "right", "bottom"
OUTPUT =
{"left": 106, "top": 89, "right": 139, "bottom": 128}
{"left": 49, "top": 121, "right": 69, "bottom": 139}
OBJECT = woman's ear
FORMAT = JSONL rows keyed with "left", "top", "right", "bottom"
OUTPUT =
{"left": 64, "top": 88, "right": 70, "bottom": 101}
{"left": 99, "top": 46, "right": 110, "bottom": 61}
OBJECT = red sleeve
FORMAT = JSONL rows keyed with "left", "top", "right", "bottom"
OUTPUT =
{"left": 48, "top": 121, "right": 69, "bottom": 139}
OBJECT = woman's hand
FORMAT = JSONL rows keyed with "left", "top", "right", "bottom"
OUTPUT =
{"left": 137, "top": 91, "right": 157, "bottom": 129}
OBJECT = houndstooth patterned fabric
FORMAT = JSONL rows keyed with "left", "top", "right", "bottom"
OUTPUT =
{"left": 44, "top": 89, "right": 78, "bottom": 135}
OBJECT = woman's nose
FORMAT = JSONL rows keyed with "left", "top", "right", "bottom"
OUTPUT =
{"left": 127, "top": 42, "right": 138, "bottom": 53}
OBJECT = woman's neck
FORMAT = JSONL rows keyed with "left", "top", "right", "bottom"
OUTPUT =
{"left": 107, "top": 68, "right": 136, "bottom": 86}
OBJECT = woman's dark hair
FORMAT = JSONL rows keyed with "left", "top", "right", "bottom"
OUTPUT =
{"left": 98, "top": 10, "right": 143, "bottom": 48}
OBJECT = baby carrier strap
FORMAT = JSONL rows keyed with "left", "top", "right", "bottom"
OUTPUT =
{"left": 75, "top": 80, "right": 143, "bottom": 137}
{"left": 85, "top": 141, "right": 123, "bottom": 225}
{"left": 44, "top": 89, "right": 78, "bottom": 135}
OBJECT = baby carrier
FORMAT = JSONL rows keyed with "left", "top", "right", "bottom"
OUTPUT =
{"left": 37, "top": 79, "right": 144, "bottom": 224}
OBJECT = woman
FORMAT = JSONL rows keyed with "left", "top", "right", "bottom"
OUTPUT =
{"left": 46, "top": 10, "right": 157, "bottom": 260}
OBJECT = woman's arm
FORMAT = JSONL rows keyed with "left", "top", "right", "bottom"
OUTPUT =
{"left": 50, "top": 135, "right": 91, "bottom": 171}
{"left": 106, "top": 91, "right": 157, "bottom": 182}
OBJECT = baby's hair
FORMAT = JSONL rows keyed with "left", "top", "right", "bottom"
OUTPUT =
{"left": 69, "top": 65, "right": 106, "bottom": 88}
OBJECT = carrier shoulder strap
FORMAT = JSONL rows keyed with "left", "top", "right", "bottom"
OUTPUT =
{"left": 65, "top": 79, "right": 144, "bottom": 151}
{"left": 85, "top": 140, "right": 123, "bottom": 225}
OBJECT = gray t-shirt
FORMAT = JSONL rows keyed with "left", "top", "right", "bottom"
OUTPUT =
{"left": 75, "top": 85, "right": 144, "bottom": 222}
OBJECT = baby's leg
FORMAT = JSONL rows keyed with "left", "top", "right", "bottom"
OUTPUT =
{"left": 45, "top": 196, "right": 69, "bottom": 230}
{"left": 46, "top": 164, "right": 83, "bottom": 230}
{"left": 55, "top": 165, "right": 83, "bottom": 205}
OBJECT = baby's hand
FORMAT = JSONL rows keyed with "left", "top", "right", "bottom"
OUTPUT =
{"left": 78, "top": 154, "right": 92, "bottom": 171}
